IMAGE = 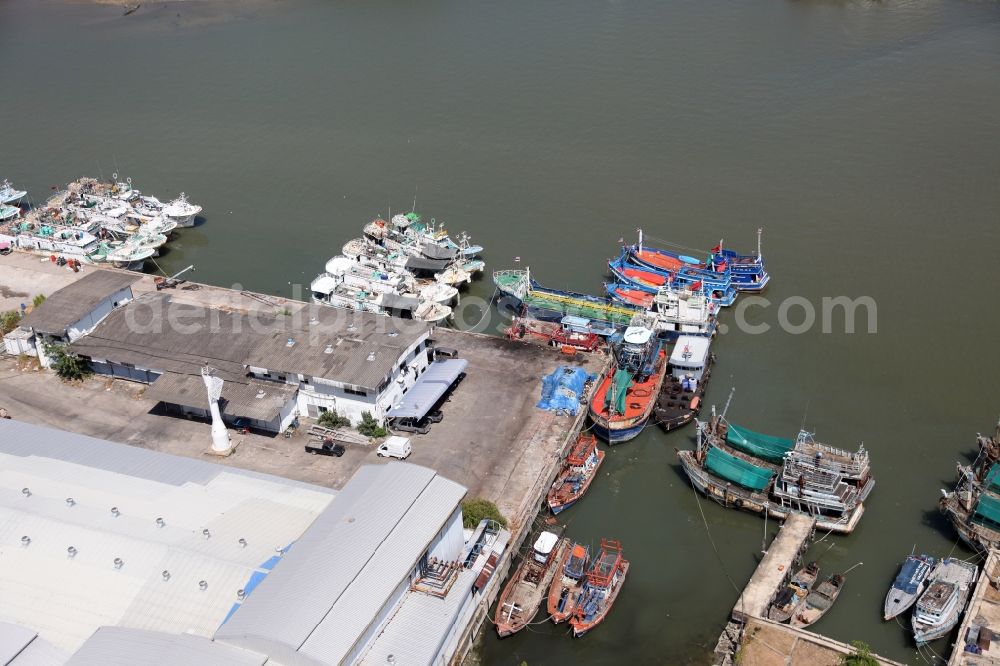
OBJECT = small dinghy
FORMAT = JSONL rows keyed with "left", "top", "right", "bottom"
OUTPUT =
{"left": 768, "top": 561, "right": 820, "bottom": 623}
{"left": 791, "top": 574, "right": 845, "bottom": 627}
{"left": 884, "top": 553, "right": 935, "bottom": 621}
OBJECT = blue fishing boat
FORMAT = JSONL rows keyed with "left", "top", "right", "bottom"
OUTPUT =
{"left": 608, "top": 253, "right": 737, "bottom": 307}
{"left": 625, "top": 228, "right": 769, "bottom": 294}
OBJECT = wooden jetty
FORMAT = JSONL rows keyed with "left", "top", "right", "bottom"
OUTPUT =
{"left": 731, "top": 514, "right": 815, "bottom": 622}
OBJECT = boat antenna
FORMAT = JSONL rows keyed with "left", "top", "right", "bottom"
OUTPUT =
{"left": 757, "top": 227, "right": 763, "bottom": 259}
{"left": 841, "top": 561, "right": 864, "bottom": 575}
{"left": 800, "top": 399, "right": 810, "bottom": 433}
{"left": 412, "top": 186, "right": 418, "bottom": 214}
{"left": 721, "top": 387, "right": 735, "bottom": 421}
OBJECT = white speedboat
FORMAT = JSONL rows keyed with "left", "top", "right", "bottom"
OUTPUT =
{"left": 163, "top": 192, "right": 201, "bottom": 227}
{"left": 106, "top": 241, "right": 155, "bottom": 270}
{"left": 435, "top": 265, "right": 472, "bottom": 286}
{"left": 0, "top": 180, "right": 27, "bottom": 206}
{"left": 413, "top": 300, "right": 452, "bottom": 323}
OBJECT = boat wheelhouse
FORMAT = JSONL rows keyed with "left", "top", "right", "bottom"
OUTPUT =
{"left": 653, "top": 335, "right": 714, "bottom": 432}
{"left": 884, "top": 553, "right": 935, "bottom": 621}
{"left": 569, "top": 539, "right": 629, "bottom": 637}
{"left": 548, "top": 542, "right": 590, "bottom": 624}
{"left": 547, "top": 433, "right": 605, "bottom": 513}
{"left": 588, "top": 326, "right": 667, "bottom": 443}
{"left": 911, "top": 558, "right": 978, "bottom": 645}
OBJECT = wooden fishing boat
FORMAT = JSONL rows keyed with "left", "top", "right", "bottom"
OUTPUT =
{"left": 768, "top": 562, "right": 820, "bottom": 623}
{"left": 653, "top": 336, "right": 714, "bottom": 432}
{"left": 884, "top": 553, "right": 935, "bottom": 621}
{"left": 547, "top": 434, "right": 605, "bottom": 514}
{"left": 940, "top": 420, "right": 1000, "bottom": 554}
{"left": 588, "top": 326, "right": 667, "bottom": 444}
{"left": 506, "top": 315, "right": 604, "bottom": 352}
{"left": 494, "top": 531, "right": 570, "bottom": 638}
{"left": 547, "top": 542, "right": 590, "bottom": 624}
{"left": 791, "top": 574, "right": 845, "bottom": 627}
{"left": 912, "top": 558, "right": 978, "bottom": 645}
{"left": 569, "top": 539, "right": 629, "bottom": 637}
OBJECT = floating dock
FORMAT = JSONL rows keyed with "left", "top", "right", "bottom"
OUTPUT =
{"left": 949, "top": 547, "right": 1000, "bottom": 664}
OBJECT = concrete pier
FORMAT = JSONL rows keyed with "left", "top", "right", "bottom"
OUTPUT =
{"left": 715, "top": 514, "right": 903, "bottom": 666}
{"left": 732, "top": 514, "right": 816, "bottom": 622}
{"left": 949, "top": 548, "right": 1000, "bottom": 664}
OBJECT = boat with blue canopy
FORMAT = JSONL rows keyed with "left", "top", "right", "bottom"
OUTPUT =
{"left": 884, "top": 553, "right": 936, "bottom": 621}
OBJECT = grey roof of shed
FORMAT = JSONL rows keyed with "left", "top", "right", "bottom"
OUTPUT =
{"left": 21, "top": 270, "right": 141, "bottom": 336}
{"left": 0, "top": 621, "right": 68, "bottom": 666}
{"left": 0, "top": 419, "right": 332, "bottom": 494}
{"left": 65, "top": 628, "right": 268, "bottom": 666}
{"left": 70, "top": 293, "right": 430, "bottom": 390}
{"left": 143, "top": 373, "right": 297, "bottom": 422}
{"left": 215, "top": 463, "right": 466, "bottom": 665}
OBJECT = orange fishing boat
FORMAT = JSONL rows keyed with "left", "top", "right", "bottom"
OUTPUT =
{"left": 495, "top": 531, "right": 570, "bottom": 637}
{"left": 588, "top": 326, "right": 668, "bottom": 443}
{"left": 547, "top": 542, "right": 590, "bottom": 624}
{"left": 569, "top": 539, "right": 629, "bottom": 637}
{"left": 547, "top": 434, "right": 605, "bottom": 514}
{"left": 605, "top": 284, "right": 655, "bottom": 308}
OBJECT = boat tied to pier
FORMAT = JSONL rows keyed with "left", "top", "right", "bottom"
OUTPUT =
{"left": 939, "top": 418, "right": 1000, "bottom": 553}
{"left": 883, "top": 552, "right": 935, "bottom": 621}
{"left": 588, "top": 326, "right": 667, "bottom": 443}
{"left": 568, "top": 539, "right": 629, "bottom": 637}
{"left": 494, "top": 531, "right": 570, "bottom": 638}
{"left": 677, "top": 404, "right": 873, "bottom": 534}
{"left": 791, "top": 573, "right": 845, "bottom": 628}
{"left": 547, "top": 542, "right": 590, "bottom": 624}
{"left": 547, "top": 433, "right": 605, "bottom": 514}
{"left": 768, "top": 561, "right": 820, "bottom": 623}
{"left": 911, "top": 558, "right": 978, "bottom": 645}
{"left": 652, "top": 335, "right": 714, "bottom": 432}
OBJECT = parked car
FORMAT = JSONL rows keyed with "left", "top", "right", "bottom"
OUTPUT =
{"left": 376, "top": 436, "right": 412, "bottom": 459}
{"left": 305, "top": 438, "right": 346, "bottom": 457}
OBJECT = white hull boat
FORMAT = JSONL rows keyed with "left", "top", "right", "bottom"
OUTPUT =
{"left": 0, "top": 180, "right": 27, "bottom": 206}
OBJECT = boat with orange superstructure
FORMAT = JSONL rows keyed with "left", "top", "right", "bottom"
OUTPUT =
{"left": 588, "top": 325, "right": 668, "bottom": 444}
{"left": 547, "top": 433, "right": 605, "bottom": 514}
{"left": 547, "top": 542, "right": 590, "bottom": 624}
{"left": 569, "top": 539, "right": 629, "bottom": 637}
{"left": 494, "top": 530, "right": 570, "bottom": 637}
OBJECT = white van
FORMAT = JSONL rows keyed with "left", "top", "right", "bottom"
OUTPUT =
{"left": 376, "top": 436, "right": 412, "bottom": 460}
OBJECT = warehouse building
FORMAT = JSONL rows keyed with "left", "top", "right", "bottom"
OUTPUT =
{"left": 68, "top": 293, "right": 438, "bottom": 431}
{"left": 2, "top": 269, "right": 140, "bottom": 366}
{"left": 0, "top": 420, "right": 507, "bottom": 666}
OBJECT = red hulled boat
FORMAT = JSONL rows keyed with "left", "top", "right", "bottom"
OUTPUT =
{"left": 569, "top": 539, "right": 629, "bottom": 637}
{"left": 547, "top": 433, "right": 605, "bottom": 514}
{"left": 547, "top": 542, "right": 590, "bottom": 624}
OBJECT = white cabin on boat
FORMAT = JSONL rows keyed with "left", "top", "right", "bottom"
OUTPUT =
{"left": 669, "top": 335, "right": 712, "bottom": 381}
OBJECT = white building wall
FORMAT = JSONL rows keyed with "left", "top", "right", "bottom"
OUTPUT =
{"left": 426, "top": 509, "right": 465, "bottom": 564}
{"left": 3, "top": 331, "right": 35, "bottom": 356}
{"left": 65, "top": 286, "right": 134, "bottom": 341}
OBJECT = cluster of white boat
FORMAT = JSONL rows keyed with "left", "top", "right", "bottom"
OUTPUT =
{"left": 310, "top": 211, "right": 485, "bottom": 323}
{"left": 0, "top": 176, "right": 202, "bottom": 270}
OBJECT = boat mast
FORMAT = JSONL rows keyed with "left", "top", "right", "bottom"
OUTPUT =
{"left": 757, "top": 227, "right": 763, "bottom": 259}
{"left": 721, "top": 387, "right": 735, "bottom": 421}
{"left": 637, "top": 228, "right": 643, "bottom": 253}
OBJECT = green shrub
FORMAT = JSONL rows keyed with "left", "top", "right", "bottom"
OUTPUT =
{"left": 44, "top": 342, "right": 91, "bottom": 381}
{"left": 461, "top": 498, "right": 507, "bottom": 529}
{"left": 357, "top": 411, "right": 387, "bottom": 438}
{"left": 318, "top": 410, "right": 351, "bottom": 429}
{"left": 32, "top": 294, "right": 46, "bottom": 308}
{"left": 839, "top": 641, "right": 879, "bottom": 666}
{"left": 0, "top": 310, "right": 20, "bottom": 335}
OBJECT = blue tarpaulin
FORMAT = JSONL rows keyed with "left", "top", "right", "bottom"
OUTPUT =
{"left": 536, "top": 366, "right": 595, "bottom": 416}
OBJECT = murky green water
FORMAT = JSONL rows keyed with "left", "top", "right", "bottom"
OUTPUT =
{"left": 3, "top": 0, "right": 1000, "bottom": 662}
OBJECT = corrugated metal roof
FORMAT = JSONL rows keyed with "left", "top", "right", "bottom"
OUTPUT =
{"left": 7, "top": 633, "right": 69, "bottom": 666}
{"left": 358, "top": 570, "right": 477, "bottom": 666}
{"left": 386, "top": 359, "right": 468, "bottom": 419}
{"left": 0, "top": 621, "right": 38, "bottom": 664}
{"left": 216, "top": 464, "right": 466, "bottom": 665}
{"left": 143, "top": 374, "right": 297, "bottom": 422}
{"left": 300, "top": 475, "right": 466, "bottom": 664}
{"left": 0, "top": 420, "right": 334, "bottom": 654}
{"left": 65, "top": 628, "right": 267, "bottom": 666}
{"left": 21, "top": 270, "right": 140, "bottom": 336}
{"left": 70, "top": 293, "right": 430, "bottom": 390}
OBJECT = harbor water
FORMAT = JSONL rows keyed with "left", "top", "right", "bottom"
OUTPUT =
{"left": 3, "top": 0, "right": 1000, "bottom": 663}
